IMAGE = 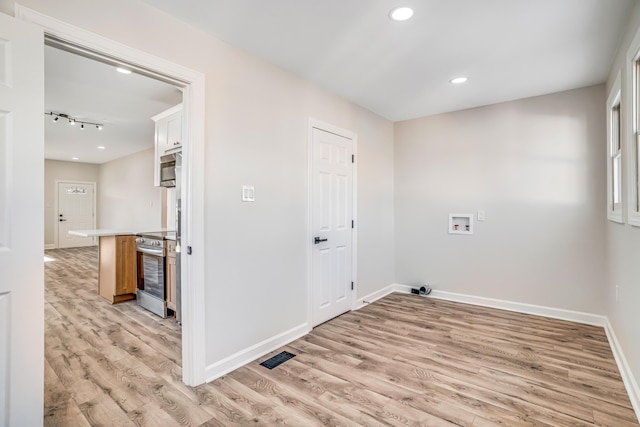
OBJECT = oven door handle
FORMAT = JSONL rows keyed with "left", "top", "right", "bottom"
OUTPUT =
{"left": 137, "top": 246, "right": 165, "bottom": 257}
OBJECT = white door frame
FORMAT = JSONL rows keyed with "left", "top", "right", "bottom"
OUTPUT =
{"left": 16, "top": 5, "right": 207, "bottom": 386}
{"left": 307, "top": 118, "right": 358, "bottom": 328}
{"left": 54, "top": 180, "right": 96, "bottom": 248}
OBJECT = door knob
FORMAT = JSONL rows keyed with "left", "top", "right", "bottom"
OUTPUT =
{"left": 314, "top": 237, "right": 327, "bottom": 244}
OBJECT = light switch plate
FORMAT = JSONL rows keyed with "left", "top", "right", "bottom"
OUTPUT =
{"left": 477, "top": 210, "right": 485, "bottom": 221}
{"left": 242, "top": 185, "right": 255, "bottom": 202}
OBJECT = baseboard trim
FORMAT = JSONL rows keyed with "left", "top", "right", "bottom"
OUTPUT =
{"left": 604, "top": 319, "right": 640, "bottom": 420}
{"left": 44, "top": 244, "right": 55, "bottom": 250}
{"left": 204, "top": 322, "right": 310, "bottom": 383}
{"left": 390, "top": 284, "right": 607, "bottom": 327}
{"left": 353, "top": 284, "right": 399, "bottom": 310}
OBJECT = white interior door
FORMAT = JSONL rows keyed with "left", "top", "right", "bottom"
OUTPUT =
{"left": 57, "top": 181, "right": 95, "bottom": 248}
{"left": 311, "top": 127, "right": 353, "bottom": 326}
{"left": 0, "top": 11, "right": 45, "bottom": 427}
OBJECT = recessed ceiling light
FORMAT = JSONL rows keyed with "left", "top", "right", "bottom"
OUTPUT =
{"left": 72, "top": 157, "right": 79, "bottom": 160}
{"left": 97, "top": 146, "right": 106, "bottom": 150}
{"left": 116, "top": 67, "right": 132, "bottom": 74}
{"left": 389, "top": 7, "right": 414, "bottom": 21}
{"left": 450, "top": 77, "right": 468, "bottom": 84}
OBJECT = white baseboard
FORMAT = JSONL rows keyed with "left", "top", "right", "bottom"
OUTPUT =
{"left": 605, "top": 319, "right": 640, "bottom": 419}
{"left": 354, "top": 284, "right": 402, "bottom": 310}
{"left": 390, "top": 284, "right": 607, "bottom": 327}
{"left": 44, "top": 244, "right": 55, "bottom": 250}
{"left": 204, "top": 322, "right": 310, "bottom": 383}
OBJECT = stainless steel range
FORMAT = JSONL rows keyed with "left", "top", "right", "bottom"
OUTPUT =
{"left": 136, "top": 233, "right": 169, "bottom": 318}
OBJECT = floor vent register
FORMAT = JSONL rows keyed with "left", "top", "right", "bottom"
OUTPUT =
{"left": 260, "top": 351, "right": 296, "bottom": 369}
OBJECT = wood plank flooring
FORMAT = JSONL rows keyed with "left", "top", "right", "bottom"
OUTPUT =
{"left": 44, "top": 246, "right": 638, "bottom": 426}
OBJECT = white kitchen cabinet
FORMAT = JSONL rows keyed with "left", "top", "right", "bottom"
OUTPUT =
{"left": 151, "top": 103, "right": 182, "bottom": 186}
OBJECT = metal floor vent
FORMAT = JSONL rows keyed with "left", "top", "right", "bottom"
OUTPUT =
{"left": 260, "top": 351, "right": 296, "bottom": 370}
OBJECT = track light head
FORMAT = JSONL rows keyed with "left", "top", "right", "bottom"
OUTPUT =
{"left": 97, "top": 125, "right": 102, "bottom": 130}
{"left": 52, "top": 116, "right": 59, "bottom": 122}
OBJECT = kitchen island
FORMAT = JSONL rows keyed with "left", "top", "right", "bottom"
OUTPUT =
{"left": 69, "top": 229, "right": 174, "bottom": 304}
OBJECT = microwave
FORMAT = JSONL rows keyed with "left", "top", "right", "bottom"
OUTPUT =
{"left": 159, "top": 151, "right": 180, "bottom": 187}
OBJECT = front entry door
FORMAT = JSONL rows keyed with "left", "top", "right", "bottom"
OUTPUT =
{"left": 58, "top": 181, "right": 95, "bottom": 248}
{"left": 311, "top": 127, "right": 354, "bottom": 326}
{"left": 0, "top": 11, "right": 45, "bottom": 427}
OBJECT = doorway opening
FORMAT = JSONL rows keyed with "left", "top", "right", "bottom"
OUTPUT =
{"left": 43, "top": 39, "right": 186, "bottom": 381}
{"left": 17, "top": 4, "right": 207, "bottom": 387}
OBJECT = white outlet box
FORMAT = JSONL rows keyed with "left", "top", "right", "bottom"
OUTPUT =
{"left": 449, "top": 213, "right": 473, "bottom": 235}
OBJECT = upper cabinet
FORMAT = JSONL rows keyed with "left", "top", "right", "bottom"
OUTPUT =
{"left": 152, "top": 103, "right": 183, "bottom": 186}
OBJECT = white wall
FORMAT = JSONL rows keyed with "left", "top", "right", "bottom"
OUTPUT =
{"left": 97, "top": 148, "right": 164, "bottom": 230}
{"left": 44, "top": 159, "right": 99, "bottom": 247}
{"left": 203, "top": 25, "right": 395, "bottom": 363}
{"left": 2, "top": 0, "right": 395, "bottom": 372}
{"left": 394, "top": 85, "right": 607, "bottom": 314}
{"left": 605, "top": 0, "right": 640, "bottom": 396}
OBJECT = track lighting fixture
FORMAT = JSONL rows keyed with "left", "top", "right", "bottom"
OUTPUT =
{"left": 45, "top": 112, "right": 104, "bottom": 130}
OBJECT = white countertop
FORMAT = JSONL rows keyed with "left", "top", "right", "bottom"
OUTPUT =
{"left": 69, "top": 228, "right": 175, "bottom": 237}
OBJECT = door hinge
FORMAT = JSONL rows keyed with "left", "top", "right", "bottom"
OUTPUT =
{"left": 187, "top": 246, "right": 192, "bottom": 255}
{"left": 351, "top": 154, "right": 355, "bottom": 163}
{"left": 351, "top": 220, "right": 354, "bottom": 229}
{"left": 351, "top": 281, "right": 354, "bottom": 290}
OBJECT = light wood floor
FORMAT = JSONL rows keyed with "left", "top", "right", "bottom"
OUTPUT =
{"left": 44, "top": 247, "right": 638, "bottom": 426}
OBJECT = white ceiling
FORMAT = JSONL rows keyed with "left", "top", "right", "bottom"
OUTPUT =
{"left": 45, "top": 45, "right": 182, "bottom": 164}
{"left": 45, "top": 0, "right": 636, "bottom": 163}
{"left": 140, "top": 0, "right": 635, "bottom": 121}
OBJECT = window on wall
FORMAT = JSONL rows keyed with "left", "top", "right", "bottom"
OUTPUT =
{"left": 613, "top": 104, "right": 622, "bottom": 204}
{"left": 607, "top": 72, "right": 623, "bottom": 223}
{"left": 626, "top": 28, "right": 640, "bottom": 226}
{"left": 631, "top": 54, "right": 640, "bottom": 225}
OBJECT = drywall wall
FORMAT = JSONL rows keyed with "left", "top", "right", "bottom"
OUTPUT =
{"left": 97, "top": 148, "right": 164, "bottom": 230}
{"left": 2, "top": 0, "right": 395, "bottom": 375}
{"left": 605, "top": 0, "right": 640, "bottom": 399}
{"left": 44, "top": 159, "right": 99, "bottom": 247}
{"left": 394, "top": 85, "right": 607, "bottom": 314}
{"left": 203, "top": 23, "right": 395, "bottom": 362}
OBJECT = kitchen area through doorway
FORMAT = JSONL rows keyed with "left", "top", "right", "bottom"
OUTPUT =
{"left": 43, "top": 41, "right": 186, "bottom": 371}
